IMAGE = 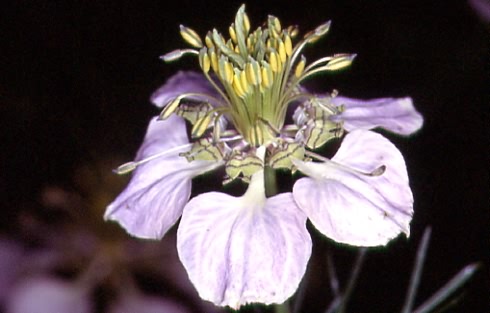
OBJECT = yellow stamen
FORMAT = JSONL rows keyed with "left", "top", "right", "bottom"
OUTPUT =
{"left": 261, "top": 63, "right": 273, "bottom": 88}
{"left": 199, "top": 49, "right": 211, "bottom": 73}
{"left": 284, "top": 35, "right": 293, "bottom": 56}
{"left": 273, "top": 17, "right": 281, "bottom": 33}
{"left": 233, "top": 72, "right": 246, "bottom": 98}
{"left": 229, "top": 25, "right": 238, "bottom": 43}
{"left": 269, "top": 51, "right": 279, "bottom": 72}
{"left": 243, "top": 12, "right": 251, "bottom": 33}
{"left": 239, "top": 70, "right": 250, "bottom": 94}
{"left": 209, "top": 49, "right": 219, "bottom": 72}
{"left": 159, "top": 97, "right": 181, "bottom": 120}
{"left": 191, "top": 113, "right": 214, "bottom": 138}
{"left": 278, "top": 40, "right": 287, "bottom": 63}
{"left": 205, "top": 33, "right": 214, "bottom": 48}
{"left": 325, "top": 54, "right": 357, "bottom": 71}
{"left": 219, "top": 58, "right": 234, "bottom": 84}
{"left": 180, "top": 25, "right": 203, "bottom": 48}
{"left": 294, "top": 56, "right": 306, "bottom": 78}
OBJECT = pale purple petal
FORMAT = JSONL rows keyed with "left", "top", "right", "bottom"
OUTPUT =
{"left": 6, "top": 277, "right": 92, "bottom": 313}
{"left": 0, "top": 239, "right": 24, "bottom": 303}
{"left": 331, "top": 96, "right": 423, "bottom": 135}
{"left": 177, "top": 173, "right": 311, "bottom": 308}
{"left": 151, "top": 71, "right": 222, "bottom": 108}
{"left": 469, "top": 0, "right": 490, "bottom": 23}
{"left": 293, "top": 130, "right": 413, "bottom": 246}
{"left": 105, "top": 115, "right": 218, "bottom": 239}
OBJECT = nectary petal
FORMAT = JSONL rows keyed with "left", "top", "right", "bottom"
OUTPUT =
{"left": 293, "top": 130, "right": 413, "bottom": 246}
{"left": 177, "top": 177, "right": 311, "bottom": 308}
{"left": 105, "top": 115, "right": 218, "bottom": 239}
{"left": 332, "top": 96, "right": 423, "bottom": 135}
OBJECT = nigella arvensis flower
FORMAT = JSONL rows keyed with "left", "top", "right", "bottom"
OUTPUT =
{"left": 105, "top": 5, "right": 423, "bottom": 308}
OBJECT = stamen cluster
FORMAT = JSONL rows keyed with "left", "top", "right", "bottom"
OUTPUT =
{"left": 158, "top": 5, "right": 356, "bottom": 184}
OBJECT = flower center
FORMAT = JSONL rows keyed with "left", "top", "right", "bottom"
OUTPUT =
{"left": 157, "top": 5, "right": 356, "bottom": 184}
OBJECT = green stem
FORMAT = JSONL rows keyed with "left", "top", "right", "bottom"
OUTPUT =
{"left": 401, "top": 227, "right": 432, "bottom": 313}
{"left": 264, "top": 166, "right": 278, "bottom": 197}
{"left": 274, "top": 302, "right": 290, "bottom": 313}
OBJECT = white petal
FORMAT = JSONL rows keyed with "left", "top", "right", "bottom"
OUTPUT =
{"left": 332, "top": 96, "right": 423, "bottom": 135}
{"left": 177, "top": 172, "right": 312, "bottom": 308}
{"left": 105, "top": 115, "right": 218, "bottom": 239}
{"left": 6, "top": 277, "right": 92, "bottom": 313}
{"left": 151, "top": 71, "right": 222, "bottom": 108}
{"left": 293, "top": 130, "right": 413, "bottom": 246}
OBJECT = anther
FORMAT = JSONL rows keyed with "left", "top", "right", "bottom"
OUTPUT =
{"left": 278, "top": 40, "right": 287, "bottom": 63}
{"left": 284, "top": 34, "right": 293, "bottom": 56}
{"left": 260, "top": 63, "right": 272, "bottom": 88}
{"left": 294, "top": 56, "right": 306, "bottom": 78}
{"left": 325, "top": 54, "right": 357, "bottom": 71}
{"left": 158, "top": 97, "right": 182, "bottom": 120}
{"left": 113, "top": 143, "right": 193, "bottom": 175}
{"left": 232, "top": 72, "right": 246, "bottom": 98}
{"left": 208, "top": 48, "right": 219, "bottom": 72}
{"left": 219, "top": 57, "right": 234, "bottom": 84}
{"left": 313, "top": 20, "right": 331, "bottom": 38}
{"left": 191, "top": 113, "right": 214, "bottom": 138}
{"left": 180, "top": 25, "right": 203, "bottom": 48}
{"left": 369, "top": 165, "right": 386, "bottom": 177}
{"left": 161, "top": 49, "right": 198, "bottom": 62}
{"left": 243, "top": 11, "right": 251, "bottom": 33}
{"left": 205, "top": 33, "right": 214, "bottom": 48}
{"left": 269, "top": 51, "right": 279, "bottom": 72}
{"left": 199, "top": 49, "right": 211, "bottom": 73}
{"left": 229, "top": 25, "right": 238, "bottom": 43}
{"left": 113, "top": 162, "right": 137, "bottom": 175}
{"left": 239, "top": 70, "right": 250, "bottom": 94}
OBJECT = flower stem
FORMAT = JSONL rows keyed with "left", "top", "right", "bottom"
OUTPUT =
{"left": 264, "top": 166, "right": 278, "bottom": 197}
{"left": 274, "top": 302, "right": 290, "bottom": 313}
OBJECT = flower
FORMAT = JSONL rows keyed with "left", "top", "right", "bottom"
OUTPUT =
{"left": 0, "top": 171, "right": 221, "bottom": 313}
{"left": 6, "top": 276, "right": 93, "bottom": 313}
{"left": 105, "top": 5, "right": 423, "bottom": 308}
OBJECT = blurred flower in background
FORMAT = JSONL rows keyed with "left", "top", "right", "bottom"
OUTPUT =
{"left": 0, "top": 159, "right": 223, "bottom": 313}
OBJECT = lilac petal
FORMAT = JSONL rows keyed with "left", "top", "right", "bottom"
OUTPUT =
{"left": 293, "top": 130, "right": 413, "bottom": 246}
{"left": 0, "top": 239, "right": 24, "bottom": 303}
{"left": 177, "top": 173, "right": 312, "bottom": 308}
{"left": 331, "top": 96, "right": 423, "bottom": 135}
{"left": 105, "top": 115, "right": 218, "bottom": 239}
{"left": 151, "top": 71, "right": 222, "bottom": 108}
{"left": 6, "top": 277, "right": 92, "bottom": 313}
{"left": 469, "top": 0, "right": 490, "bottom": 23}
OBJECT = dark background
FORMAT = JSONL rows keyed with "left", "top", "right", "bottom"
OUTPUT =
{"left": 1, "top": 0, "right": 489, "bottom": 312}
